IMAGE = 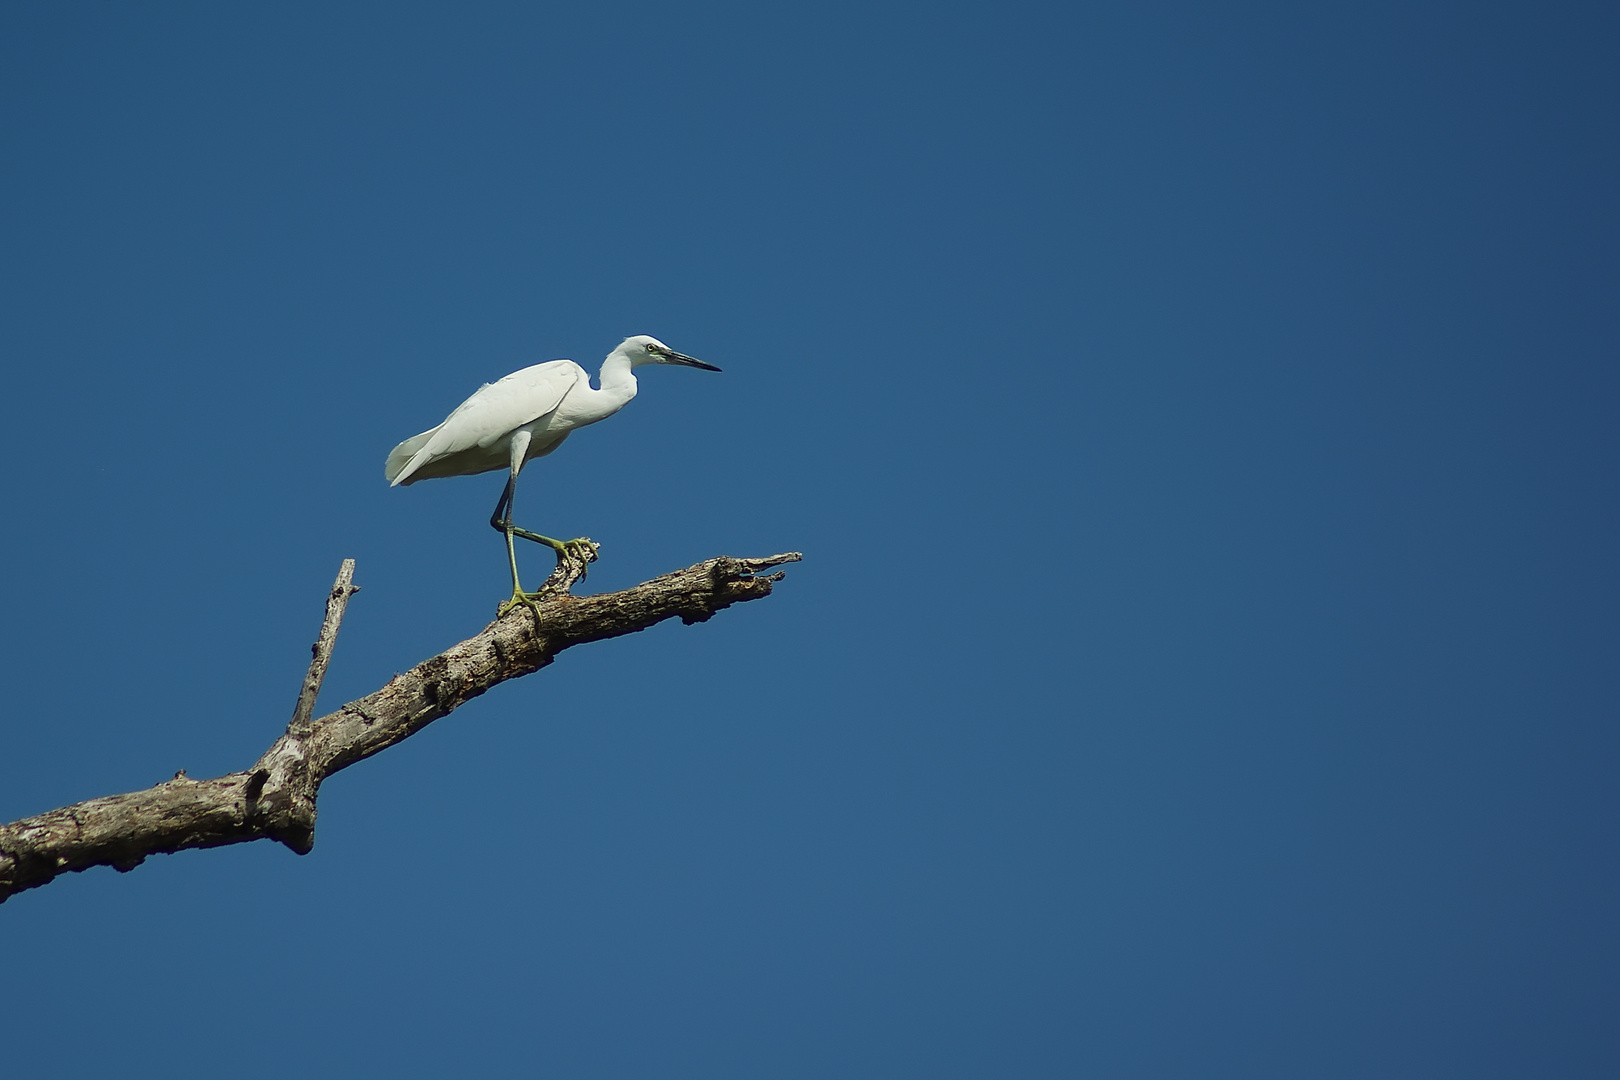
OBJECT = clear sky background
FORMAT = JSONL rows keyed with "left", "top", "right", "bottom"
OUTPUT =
{"left": 2, "top": 3, "right": 1616, "bottom": 1077}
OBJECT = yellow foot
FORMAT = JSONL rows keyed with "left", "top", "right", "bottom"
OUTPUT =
{"left": 497, "top": 538, "right": 601, "bottom": 618}
{"left": 554, "top": 537, "right": 600, "bottom": 577}
{"left": 496, "top": 590, "right": 547, "bottom": 619}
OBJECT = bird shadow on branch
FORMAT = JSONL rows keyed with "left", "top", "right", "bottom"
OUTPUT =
{"left": 0, "top": 549, "right": 801, "bottom": 904}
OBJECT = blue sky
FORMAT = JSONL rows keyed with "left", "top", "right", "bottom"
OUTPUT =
{"left": 2, "top": 2, "right": 1617, "bottom": 1076}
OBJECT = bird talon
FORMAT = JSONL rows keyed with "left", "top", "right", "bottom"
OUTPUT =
{"left": 557, "top": 538, "right": 600, "bottom": 574}
{"left": 497, "top": 591, "right": 547, "bottom": 619}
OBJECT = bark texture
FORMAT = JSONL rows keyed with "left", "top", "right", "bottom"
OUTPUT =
{"left": 0, "top": 549, "right": 800, "bottom": 904}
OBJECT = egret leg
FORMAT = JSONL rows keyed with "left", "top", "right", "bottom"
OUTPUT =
{"left": 491, "top": 475, "right": 542, "bottom": 619}
{"left": 489, "top": 479, "right": 572, "bottom": 553}
{"left": 490, "top": 474, "right": 596, "bottom": 619}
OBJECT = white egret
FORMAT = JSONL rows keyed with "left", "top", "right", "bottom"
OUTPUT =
{"left": 386, "top": 334, "right": 721, "bottom": 615}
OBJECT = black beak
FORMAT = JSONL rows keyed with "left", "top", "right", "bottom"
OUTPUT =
{"left": 664, "top": 350, "right": 722, "bottom": 372}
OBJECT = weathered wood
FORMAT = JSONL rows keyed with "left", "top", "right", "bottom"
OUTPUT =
{"left": 289, "top": 558, "right": 359, "bottom": 735}
{"left": 0, "top": 550, "right": 801, "bottom": 903}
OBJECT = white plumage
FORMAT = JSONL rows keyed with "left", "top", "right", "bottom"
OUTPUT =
{"left": 385, "top": 334, "right": 721, "bottom": 614}
{"left": 386, "top": 359, "right": 585, "bottom": 486}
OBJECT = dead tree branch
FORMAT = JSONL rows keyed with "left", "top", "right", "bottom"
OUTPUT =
{"left": 289, "top": 558, "right": 359, "bottom": 734}
{"left": 0, "top": 549, "right": 801, "bottom": 904}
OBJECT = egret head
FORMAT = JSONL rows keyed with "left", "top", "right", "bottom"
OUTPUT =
{"left": 618, "top": 334, "right": 722, "bottom": 372}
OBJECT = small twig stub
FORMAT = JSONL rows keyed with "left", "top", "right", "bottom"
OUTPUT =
{"left": 290, "top": 558, "right": 359, "bottom": 734}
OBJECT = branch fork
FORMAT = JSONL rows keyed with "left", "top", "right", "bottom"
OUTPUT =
{"left": 0, "top": 550, "right": 801, "bottom": 903}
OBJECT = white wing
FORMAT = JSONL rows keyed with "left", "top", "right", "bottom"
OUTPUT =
{"left": 386, "top": 360, "right": 586, "bottom": 486}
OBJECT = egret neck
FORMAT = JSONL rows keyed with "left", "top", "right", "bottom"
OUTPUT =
{"left": 590, "top": 344, "right": 642, "bottom": 413}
